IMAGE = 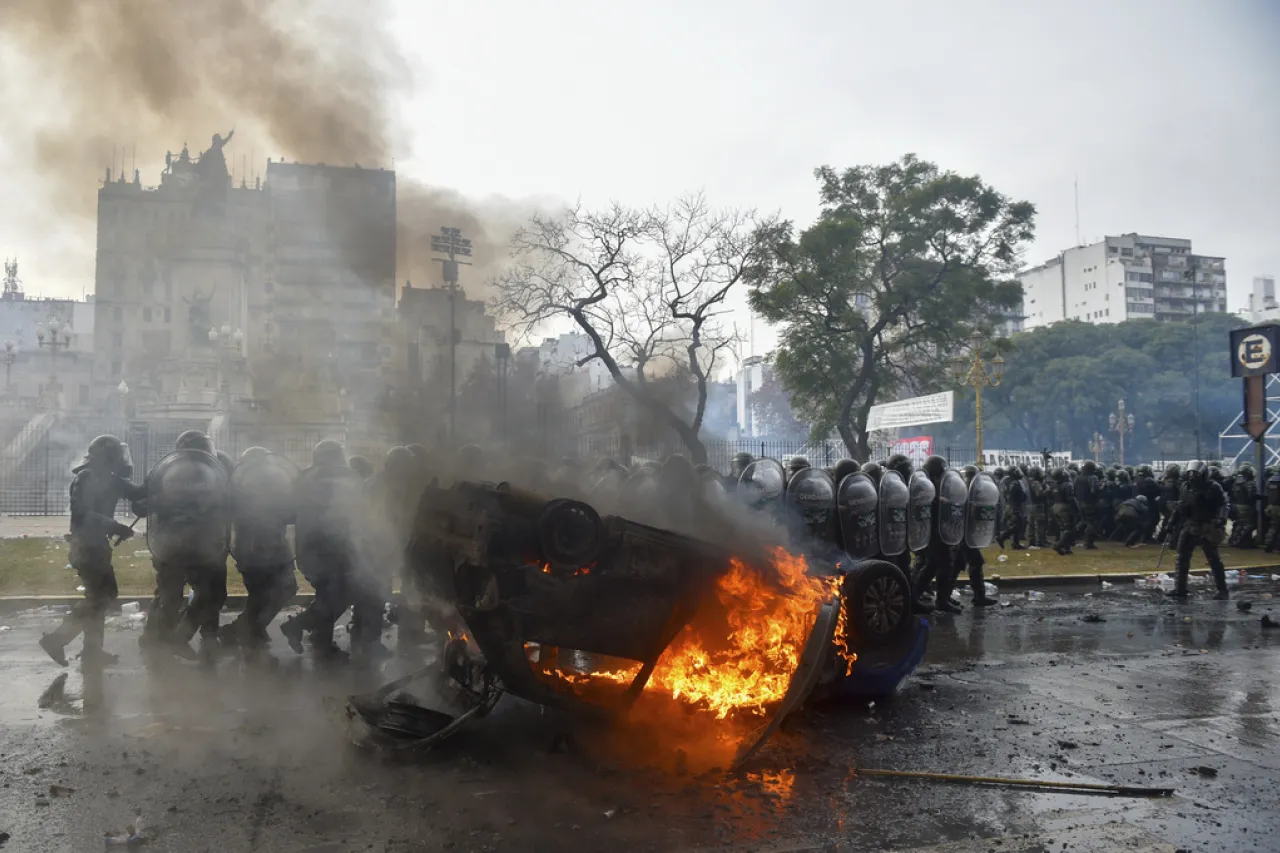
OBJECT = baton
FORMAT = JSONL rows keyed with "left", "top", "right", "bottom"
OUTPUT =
{"left": 113, "top": 516, "right": 141, "bottom": 547}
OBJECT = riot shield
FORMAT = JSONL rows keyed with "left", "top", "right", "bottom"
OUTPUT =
{"left": 907, "top": 471, "right": 936, "bottom": 553}
{"left": 699, "top": 468, "right": 729, "bottom": 506}
{"left": 937, "top": 468, "right": 968, "bottom": 547}
{"left": 965, "top": 471, "right": 1002, "bottom": 549}
{"left": 294, "top": 463, "right": 368, "bottom": 560}
{"left": 837, "top": 472, "right": 880, "bottom": 559}
{"left": 229, "top": 451, "right": 299, "bottom": 563}
{"left": 145, "top": 449, "right": 230, "bottom": 565}
{"left": 738, "top": 458, "right": 786, "bottom": 513}
{"left": 785, "top": 467, "right": 837, "bottom": 546}
{"left": 619, "top": 469, "right": 658, "bottom": 509}
{"left": 877, "top": 470, "right": 910, "bottom": 558}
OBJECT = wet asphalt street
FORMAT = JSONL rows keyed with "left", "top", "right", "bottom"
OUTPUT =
{"left": 1, "top": 581, "right": 1278, "bottom": 853}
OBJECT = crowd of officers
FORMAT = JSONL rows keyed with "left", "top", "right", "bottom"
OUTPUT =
{"left": 39, "top": 430, "right": 453, "bottom": 668}
{"left": 37, "top": 429, "right": 1258, "bottom": 669}
{"left": 989, "top": 457, "right": 1262, "bottom": 600}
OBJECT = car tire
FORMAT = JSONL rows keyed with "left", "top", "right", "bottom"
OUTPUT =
{"left": 538, "top": 498, "right": 604, "bottom": 567}
{"left": 840, "top": 559, "right": 914, "bottom": 651}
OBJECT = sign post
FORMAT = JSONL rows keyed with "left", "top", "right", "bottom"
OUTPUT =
{"left": 1230, "top": 324, "right": 1280, "bottom": 537}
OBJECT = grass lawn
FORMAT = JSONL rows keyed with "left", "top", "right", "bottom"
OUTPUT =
{"left": 2, "top": 536, "right": 1277, "bottom": 598}
{"left": 0, "top": 537, "right": 313, "bottom": 597}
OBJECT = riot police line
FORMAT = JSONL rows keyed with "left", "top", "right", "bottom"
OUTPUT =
{"left": 37, "top": 431, "right": 1254, "bottom": 670}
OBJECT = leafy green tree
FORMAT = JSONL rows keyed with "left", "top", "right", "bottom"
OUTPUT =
{"left": 747, "top": 360, "right": 813, "bottom": 441}
{"left": 749, "top": 155, "right": 1033, "bottom": 459}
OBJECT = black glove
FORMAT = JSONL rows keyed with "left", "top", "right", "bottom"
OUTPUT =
{"left": 112, "top": 521, "right": 135, "bottom": 541}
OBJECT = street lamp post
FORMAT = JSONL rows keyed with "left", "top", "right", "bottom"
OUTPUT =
{"left": 2, "top": 340, "right": 16, "bottom": 393}
{"left": 1089, "top": 432, "right": 1106, "bottom": 463}
{"left": 431, "top": 227, "right": 473, "bottom": 439}
{"left": 950, "top": 333, "right": 1006, "bottom": 469}
{"left": 1108, "top": 399, "right": 1135, "bottom": 466}
{"left": 36, "top": 316, "right": 73, "bottom": 410}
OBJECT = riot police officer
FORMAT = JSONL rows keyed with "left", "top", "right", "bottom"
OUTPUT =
{"left": 1228, "top": 464, "right": 1257, "bottom": 548}
{"left": 885, "top": 453, "right": 913, "bottom": 483}
{"left": 352, "top": 446, "right": 416, "bottom": 663}
{"left": 832, "top": 458, "right": 860, "bottom": 487}
{"left": 40, "top": 436, "right": 146, "bottom": 667}
{"left": 1133, "top": 464, "right": 1162, "bottom": 543}
{"left": 138, "top": 430, "right": 230, "bottom": 659}
{"left": 1264, "top": 468, "right": 1280, "bottom": 552}
{"left": 1074, "top": 461, "right": 1102, "bottom": 549}
{"left": 1050, "top": 468, "right": 1078, "bottom": 555}
{"left": 1169, "top": 461, "right": 1230, "bottom": 601}
{"left": 787, "top": 456, "right": 811, "bottom": 483}
{"left": 1155, "top": 464, "right": 1182, "bottom": 542}
{"left": 1111, "top": 494, "right": 1149, "bottom": 548}
{"left": 941, "top": 465, "right": 999, "bottom": 613}
{"left": 913, "top": 455, "right": 955, "bottom": 614}
{"left": 281, "top": 440, "right": 367, "bottom": 660}
{"left": 1027, "top": 466, "right": 1049, "bottom": 548}
{"left": 222, "top": 446, "right": 298, "bottom": 656}
{"left": 349, "top": 455, "right": 375, "bottom": 481}
{"left": 997, "top": 466, "right": 1028, "bottom": 551}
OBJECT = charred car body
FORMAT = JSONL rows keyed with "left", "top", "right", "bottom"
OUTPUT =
{"left": 349, "top": 458, "right": 1000, "bottom": 765}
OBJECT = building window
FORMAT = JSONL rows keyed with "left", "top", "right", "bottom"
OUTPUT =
{"left": 1121, "top": 248, "right": 1133, "bottom": 257}
{"left": 113, "top": 306, "right": 123, "bottom": 322}
{"left": 143, "top": 307, "right": 152, "bottom": 322}
{"left": 1106, "top": 309, "right": 1110, "bottom": 316}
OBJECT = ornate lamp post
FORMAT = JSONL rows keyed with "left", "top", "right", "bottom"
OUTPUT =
{"left": 1108, "top": 399, "right": 1135, "bottom": 466}
{"left": 1089, "top": 432, "right": 1106, "bottom": 463}
{"left": 2, "top": 340, "right": 16, "bottom": 393}
{"left": 950, "top": 332, "right": 1006, "bottom": 469}
{"left": 36, "top": 315, "right": 73, "bottom": 411}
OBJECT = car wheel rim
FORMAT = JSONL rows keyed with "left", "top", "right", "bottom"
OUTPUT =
{"left": 864, "top": 575, "right": 906, "bottom": 635}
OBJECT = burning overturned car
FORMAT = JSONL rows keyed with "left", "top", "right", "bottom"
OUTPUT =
{"left": 340, "top": 456, "right": 1000, "bottom": 767}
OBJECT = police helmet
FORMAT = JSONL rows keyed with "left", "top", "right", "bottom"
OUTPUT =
{"left": 832, "top": 458, "right": 860, "bottom": 485}
{"left": 788, "top": 455, "right": 810, "bottom": 474}
{"left": 76, "top": 434, "right": 131, "bottom": 476}
{"left": 383, "top": 446, "right": 414, "bottom": 476}
{"left": 240, "top": 446, "right": 270, "bottom": 464}
{"left": 1238, "top": 463, "right": 1256, "bottom": 479}
{"left": 860, "top": 461, "right": 883, "bottom": 483}
{"left": 1028, "top": 466, "right": 1044, "bottom": 480}
{"left": 962, "top": 464, "right": 979, "bottom": 483}
{"left": 1051, "top": 468, "right": 1067, "bottom": 483}
{"left": 1185, "top": 460, "right": 1208, "bottom": 482}
{"left": 312, "top": 439, "right": 346, "bottom": 468}
{"left": 175, "top": 430, "right": 214, "bottom": 454}
{"left": 1117, "top": 470, "right": 1131, "bottom": 484}
{"left": 992, "top": 466, "right": 1005, "bottom": 480}
{"left": 1136, "top": 464, "right": 1153, "bottom": 478}
{"left": 730, "top": 452, "right": 754, "bottom": 477}
{"left": 214, "top": 449, "right": 235, "bottom": 474}
{"left": 347, "top": 455, "right": 373, "bottom": 479}
{"left": 921, "top": 455, "right": 948, "bottom": 484}
{"left": 885, "top": 453, "right": 913, "bottom": 479}
{"left": 1134, "top": 494, "right": 1148, "bottom": 506}
{"left": 1007, "top": 466, "right": 1023, "bottom": 480}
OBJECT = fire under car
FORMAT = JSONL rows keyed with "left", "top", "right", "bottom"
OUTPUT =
{"left": 337, "top": 458, "right": 1001, "bottom": 767}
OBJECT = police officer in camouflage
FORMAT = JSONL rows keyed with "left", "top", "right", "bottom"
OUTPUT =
{"left": 1050, "top": 468, "right": 1079, "bottom": 555}
{"left": 1073, "top": 461, "right": 1102, "bottom": 549}
{"left": 40, "top": 436, "right": 147, "bottom": 667}
{"left": 1228, "top": 464, "right": 1257, "bottom": 548}
{"left": 1168, "top": 460, "right": 1230, "bottom": 601}
{"left": 1027, "top": 466, "right": 1050, "bottom": 548}
{"left": 996, "top": 466, "right": 1028, "bottom": 550}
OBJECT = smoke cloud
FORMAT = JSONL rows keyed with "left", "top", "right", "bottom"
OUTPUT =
{"left": 0, "top": 0, "right": 532, "bottom": 297}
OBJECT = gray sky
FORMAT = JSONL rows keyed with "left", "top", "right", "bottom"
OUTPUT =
{"left": 3, "top": 0, "right": 1276, "bottom": 351}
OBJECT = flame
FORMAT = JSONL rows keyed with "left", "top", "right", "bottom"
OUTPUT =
{"left": 544, "top": 547, "right": 857, "bottom": 719}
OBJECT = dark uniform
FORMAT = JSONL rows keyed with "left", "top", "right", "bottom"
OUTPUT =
{"left": 1133, "top": 466, "right": 1162, "bottom": 543}
{"left": 1155, "top": 465, "right": 1182, "bottom": 542}
{"left": 1111, "top": 496, "right": 1149, "bottom": 547}
{"left": 911, "top": 455, "right": 953, "bottom": 615}
{"left": 138, "top": 430, "right": 229, "bottom": 658}
{"left": 353, "top": 446, "right": 417, "bottom": 662}
{"left": 40, "top": 436, "right": 146, "bottom": 667}
{"left": 1170, "top": 461, "right": 1229, "bottom": 600}
{"left": 1228, "top": 465, "right": 1257, "bottom": 549}
{"left": 1073, "top": 462, "right": 1102, "bottom": 549}
{"left": 938, "top": 466, "right": 999, "bottom": 613}
{"left": 1264, "top": 471, "right": 1280, "bottom": 553}
{"left": 223, "top": 447, "right": 298, "bottom": 654}
{"left": 281, "top": 440, "right": 365, "bottom": 659}
{"left": 1050, "top": 468, "right": 1078, "bottom": 555}
{"left": 1027, "top": 467, "right": 1049, "bottom": 548}
{"left": 997, "top": 467, "right": 1028, "bottom": 550}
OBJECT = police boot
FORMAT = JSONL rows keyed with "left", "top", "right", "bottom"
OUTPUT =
{"left": 1210, "top": 565, "right": 1230, "bottom": 600}
{"left": 279, "top": 614, "right": 305, "bottom": 655}
{"left": 79, "top": 616, "right": 118, "bottom": 667}
{"left": 1166, "top": 564, "right": 1190, "bottom": 601}
{"left": 970, "top": 570, "right": 998, "bottom": 607}
{"left": 39, "top": 634, "right": 69, "bottom": 667}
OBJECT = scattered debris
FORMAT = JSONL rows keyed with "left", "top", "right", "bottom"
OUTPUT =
{"left": 604, "top": 808, "right": 618, "bottom": 818}
{"left": 1057, "top": 740, "right": 1079, "bottom": 750}
{"left": 1082, "top": 614, "right": 1106, "bottom": 623}
{"left": 1237, "top": 601, "right": 1253, "bottom": 612}
{"left": 0, "top": 830, "right": 10, "bottom": 847}
{"left": 853, "top": 766, "right": 1173, "bottom": 797}
{"left": 48, "top": 784, "right": 75, "bottom": 798}
{"left": 1191, "top": 766, "right": 1218, "bottom": 779}
{"left": 1262, "top": 615, "right": 1279, "bottom": 631}
{"left": 103, "top": 814, "right": 146, "bottom": 848}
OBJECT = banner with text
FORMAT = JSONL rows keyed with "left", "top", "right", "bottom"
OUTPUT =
{"left": 980, "top": 449, "right": 1073, "bottom": 469}
{"left": 866, "top": 391, "right": 954, "bottom": 432}
{"left": 890, "top": 436, "right": 934, "bottom": 466}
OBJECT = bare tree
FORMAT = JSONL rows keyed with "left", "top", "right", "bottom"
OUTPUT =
{"left": 493, "top": 194, "right": 774, "bottom": 464}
